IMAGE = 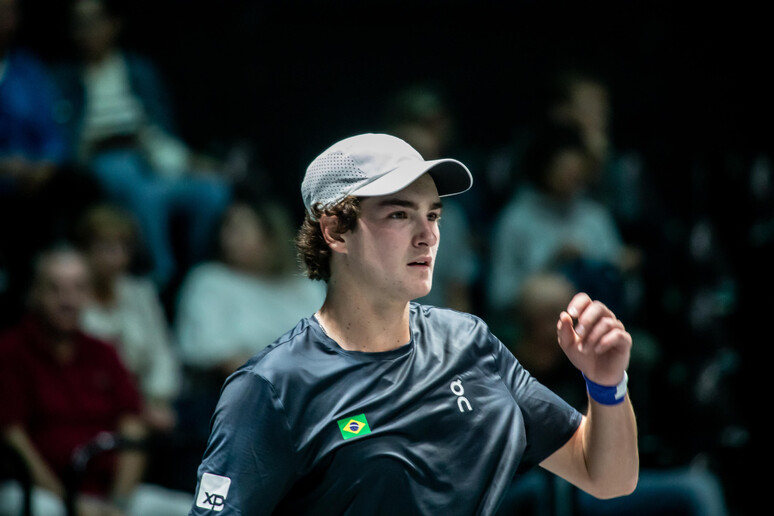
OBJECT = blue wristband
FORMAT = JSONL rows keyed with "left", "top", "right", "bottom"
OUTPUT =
{"left": 583, "top": 372, "right": 628, "bottom": 405}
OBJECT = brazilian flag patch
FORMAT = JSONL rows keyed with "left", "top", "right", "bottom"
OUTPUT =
{"left": 337, "top": 413, "right": 372, "bottom": 440}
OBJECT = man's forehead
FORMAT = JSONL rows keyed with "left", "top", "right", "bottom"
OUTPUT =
{"left": 365, "top": 173, "right": 442, "bottom": 207}
{"left": 38, "top": 253, "right": 89, "bottom": 281}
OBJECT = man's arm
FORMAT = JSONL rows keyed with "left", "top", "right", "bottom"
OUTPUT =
{"left": 539, "top": 293, "right": 639, "bottom": 499}
{"left": 110, "top": 415, "right": 149, "bottom": 509}
{"left": 541, "top": 396, "right": 638, "bottom": 498}
{"left": 190, "top": 369, "right": 299, "bottom": 515}
{"left": 2, "top": 424, "right": 67, "bottom": 498}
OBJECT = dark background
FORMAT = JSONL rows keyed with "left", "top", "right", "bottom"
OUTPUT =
{"left": 14, "top": 0, "right": 771, "bottom": 512}
{"left": 19, "top": 1, "right": 771, "bottom": 183}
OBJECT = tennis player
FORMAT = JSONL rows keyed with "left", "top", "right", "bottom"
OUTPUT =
{"left": 189, "top": 133, "right": 638, "bottom": 515}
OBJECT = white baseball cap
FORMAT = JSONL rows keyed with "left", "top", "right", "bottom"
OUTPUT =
{"left": 301, "top": 133, "right": 473, "bottom": 216}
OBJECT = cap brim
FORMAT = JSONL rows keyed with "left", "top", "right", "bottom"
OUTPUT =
{"left": 350, "top": 158, "right": 473, "bottom": 199}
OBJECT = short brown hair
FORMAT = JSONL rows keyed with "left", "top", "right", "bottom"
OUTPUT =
{"left": 295, "top": 197, "right": 360, "bottom": 282}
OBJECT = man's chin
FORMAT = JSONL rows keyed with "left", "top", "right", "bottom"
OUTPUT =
{"left": 410, "top": 283, "right": 432, "bottom": 301}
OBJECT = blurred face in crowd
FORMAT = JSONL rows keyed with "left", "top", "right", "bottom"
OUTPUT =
{"left": 521, "top": 274, "right": 574, "bottom": 346}
{"left": 219, "top": 203, "right": 272, "bottom": 274}
{"left": 86, "top": 232, "right": 131, "bottom": 282}
{"left": 31, "top": 250, "right": 92, "bottom": 335}
{"left": 517, "top": 273, "right": 575, "bottom": 372}
{"left": 544, "top": 148, "right": 589, "bottom": 201}
{"left": 566, "top": 80, "right": 610, "bottom": 135}
{"left": 70, "top": 0, "right": 120, "bottom": 62}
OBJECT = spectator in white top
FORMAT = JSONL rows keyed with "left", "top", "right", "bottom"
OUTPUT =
{"left": 75, "top": 202, "right": 181, "bottom": 433}
{"left": 175, "top": 195, "right": 326, "bottom": 377}
{"left": 488, "top": 122, "right": 625, "bottom": 316}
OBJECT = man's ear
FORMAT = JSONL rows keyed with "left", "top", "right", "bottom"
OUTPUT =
{"left": 319, "top": 214, "right": 348, "bottom": 254}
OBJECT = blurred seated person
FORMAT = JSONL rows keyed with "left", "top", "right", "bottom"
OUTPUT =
{"left": 175, "top": 195, "right": 326, "bottom": 379}
{"left": 0, "top": 246, "right": 191, "bottom": 516}
{"left": 0, "top": 0, "right": 66, "bottom": 192}
{"left": 487, "top": 122, "right": 629, "bottom": 318}
{"left": 497, "top": 272, "right": 729, "bottom": 516}
{"left": 51, "top": 0, "right": 230, "bottom": 288}
{"left": 75, "top": 203, "right": 181, "bottom": 434}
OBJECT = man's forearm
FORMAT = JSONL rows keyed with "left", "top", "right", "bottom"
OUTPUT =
{"left": 582, "top": 394, "right": 639, "bottom": 498}
{"left": 111, "top": 416, "right": 148, "bottom": 504}
{"left": 3, "top": 425, "right": 66, "bottom": 498}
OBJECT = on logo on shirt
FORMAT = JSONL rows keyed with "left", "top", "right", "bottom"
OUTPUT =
{"left": 450, "top": 378, "right": 473, "bottom": 413}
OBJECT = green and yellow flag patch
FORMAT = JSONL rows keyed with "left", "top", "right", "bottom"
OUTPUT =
{"left": 337, "top": 413, "right": 371, "bottom": 440}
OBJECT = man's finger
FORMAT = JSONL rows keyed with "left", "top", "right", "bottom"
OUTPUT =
{"left": 567, "top": 292, "right": 592, "bottom": 321}
{"left": 557, "top": 311, "right": 578, "bottom": 351}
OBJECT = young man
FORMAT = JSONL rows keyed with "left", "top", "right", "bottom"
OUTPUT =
{"left": 189, "top": 133, "right": 638, "bottom": 515}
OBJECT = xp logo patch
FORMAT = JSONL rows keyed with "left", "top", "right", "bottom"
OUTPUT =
{"left": 196, "top": 472, "right": 231, "bottom": 511}
{"left": 337, "top": 413, "right": 372, "bottom": 440}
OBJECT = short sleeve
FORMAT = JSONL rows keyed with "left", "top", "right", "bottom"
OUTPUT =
{"left": 190, "top": 368, "right": 298, "bottom": 515}
{"left": 491, "top": 335, "right": 582, "bottom": 472}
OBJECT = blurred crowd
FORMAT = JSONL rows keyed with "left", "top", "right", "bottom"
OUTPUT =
{"left": 1, "top": 0, "right": 766, "bottom": 515}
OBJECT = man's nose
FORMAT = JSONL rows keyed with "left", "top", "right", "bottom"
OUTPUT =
{"left": 413, "top": 218, "right": 438, "bottom": 247}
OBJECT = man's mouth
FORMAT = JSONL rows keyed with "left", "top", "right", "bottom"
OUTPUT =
{"left": 407, "top": 258, "right": 432, "bottom": 267}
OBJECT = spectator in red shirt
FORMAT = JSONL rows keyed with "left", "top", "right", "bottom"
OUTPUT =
{"left": 0, "top": 246, "right": 191, "bottom": 516}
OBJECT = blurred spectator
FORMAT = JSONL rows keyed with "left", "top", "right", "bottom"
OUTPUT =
{"left": 544, "top": 67, "right": 677, "bottom": 326}
{"left": 0, "top": 246, "right": 191, "bottom": 516}
{"left": 497, "top": 272, "right": 729, "bottom": 516}
{"left": 74, "top": 203, "right": 181, "bottom": 434}
{"left": 487, "top": 122, "right": 628, "bottom": 317}
{"left": 51, "top": 0, "right": 231, "bottom": 289}
{"left": 0, "top": 0, "right": 99, "bottom": 328}
{"left": 543, "top": 68, "right": 656, "bottom": 231}
{"left": 384, "top": 84, "right": 480, "bottom": 313}
{"left": 175, "top": 194, "right": 325, "bottom": 376}
{"left": 0, "top": 0, "right": 66, "bottom": 185}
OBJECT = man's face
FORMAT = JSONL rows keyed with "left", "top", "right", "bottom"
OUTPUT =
{"left": 32, "top": 252, "right": 91, "bottom": 334}
{"left": 70, "top": 0, "right": 119, "bottom": 60}
{"left": 545, "top": 148, "right": 589, "bottom": 200}
{"left": 338, "top": 173, "right": 442, "bottom": 303}
{"left": 219, "top": 204, "right": 270, "bottom": 272}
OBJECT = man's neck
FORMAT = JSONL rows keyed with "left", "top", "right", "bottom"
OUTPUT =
{"left": 316, "top": 282, "right": 411, "bottom": 353}
{"left": 33, "top": 316, "right": 79, "bottom": 364}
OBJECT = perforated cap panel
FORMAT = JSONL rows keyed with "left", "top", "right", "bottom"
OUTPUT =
{"left": 302, "top": 150, "right": 367, "bottom": 212}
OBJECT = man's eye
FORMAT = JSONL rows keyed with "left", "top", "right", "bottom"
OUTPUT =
{"left": 389, "top": 211, "right": 407, "bottom": 219}
{"left": 428, "top": 212, "right": 441, "bottom": 222}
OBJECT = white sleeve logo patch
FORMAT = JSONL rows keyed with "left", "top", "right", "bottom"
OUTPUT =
{"left": 196, "top": 472, "right": 232, "bottom": 511}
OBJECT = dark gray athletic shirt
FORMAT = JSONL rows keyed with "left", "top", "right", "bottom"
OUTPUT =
{"left": 190, "top": 304, "right": 582, "bottom": 516}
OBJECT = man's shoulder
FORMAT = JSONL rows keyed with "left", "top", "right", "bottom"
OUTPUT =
{"left": 0, "top": 320, "right": 117, "bottom": 361}
{"left": 75, "top": 329, "right": 121, "bottom": 351}
{"left": 411, "top": 303, "right": 486, "bottom": 329}
{"left": 239, "top": 317, "right": 317, "bottom": 377}
{"left": 411, "top": 303, "right": 494, "bottom": 351}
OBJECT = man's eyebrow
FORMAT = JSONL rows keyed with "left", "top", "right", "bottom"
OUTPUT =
{"left": 377, "top": 198, "right": 444, "bottom": 210}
